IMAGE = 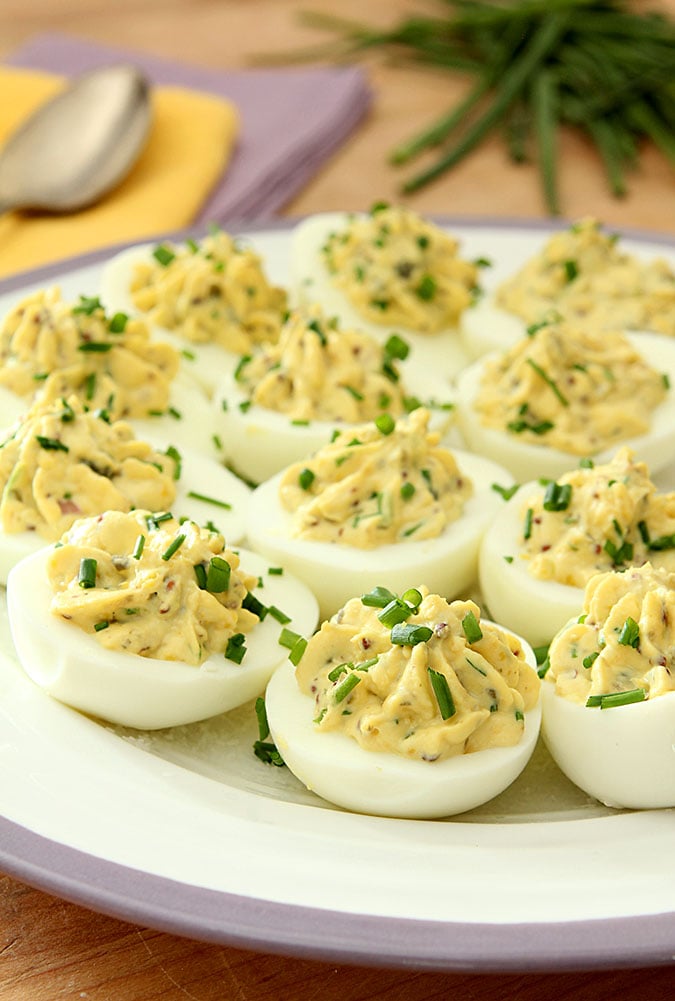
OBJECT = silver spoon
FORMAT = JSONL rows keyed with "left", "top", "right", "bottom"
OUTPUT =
{"left": 0, "top": 64, "right": 152, "bottom": 215}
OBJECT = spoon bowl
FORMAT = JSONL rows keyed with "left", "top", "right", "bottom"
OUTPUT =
{"left": 0, "top": 64, "right": 151, "bottom": 214}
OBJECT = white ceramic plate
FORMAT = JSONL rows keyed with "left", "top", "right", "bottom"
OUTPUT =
{"left": 1, "top": 220, "right": 674, "bottom": 973}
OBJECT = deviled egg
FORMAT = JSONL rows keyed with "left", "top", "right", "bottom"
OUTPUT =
{"left": 7, "top": 510, "right": 318, "bottom": 729}
{"left": 541, "top": 562, "right": 675, "bottom": 809}
{"left": 245, "top": 408, "right": 512, "bottom": 618}
{"left": 0, "top": 393, "right": 250, "bottom": 584}
{"left": 265, "top": 587, "right": 541, "bottom": 818}
{"left": 0, "top": 286, "right": 218, "bottom": 459}
{"left": 213, "top": 303, "right": 456, "bottom": 483}
{"left": 100, "top": 227, "right": 288, "bottom": 394}
{"left": 290, "top": 205, "right": 479, "bottom": 378}
{"left": 455, "top": 318, "right": 675, "bottom": 481}
{"left": 479, "top": 448, "right": 675, "bottom": 646}
{"left": 460, "top": 217, "right": 675, "bottom": 358}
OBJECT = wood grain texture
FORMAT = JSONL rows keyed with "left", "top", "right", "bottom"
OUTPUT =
{"left": 0, "top": 2, "right": 673, "bottom": 998}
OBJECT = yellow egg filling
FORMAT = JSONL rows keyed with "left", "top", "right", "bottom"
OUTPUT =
{"left": 295, "top": 587, "right": 539, "bottom": 761}
{"left": 130, "top": 228, "right": 287, "bottom": 351}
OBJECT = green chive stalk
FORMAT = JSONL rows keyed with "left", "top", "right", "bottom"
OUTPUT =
{"left": 265, "top": 0, "right": 675, "bottom": 214}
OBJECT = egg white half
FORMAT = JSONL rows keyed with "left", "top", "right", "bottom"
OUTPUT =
{"left": 265, "top": 634, "right": 541, "bottom": 819}
{"left": 290, "top": 213, "right": 472, "bottom": 380}
{"left": 99, "top": 244, "right": 242, "bottom": 395}
{"left": 0, "top": 442, "right": 251, "bottom": 586}
{"left": 460, "top": 300, "right": 527, "bottom": 359}
{"left": 213, "top": 365, "right": 456, "bottom": 485}
{"left": 478, "top": 483, "right": 584, "bottom": 646}
{"left": 244, "top": 449, "right": 513, "bottom": 619}
{"left": 541, "top": 682, "right": 675, "bottom": 809}
{"left": 7, "top": 547, "right": 319, "bottom": 730}
{"left": 455, "top": 332, "right": 675, "bottom": 481}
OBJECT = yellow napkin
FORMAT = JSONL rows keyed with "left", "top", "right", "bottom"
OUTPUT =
{"left": 0, "top": 66, "right": 239, "bottom": 279}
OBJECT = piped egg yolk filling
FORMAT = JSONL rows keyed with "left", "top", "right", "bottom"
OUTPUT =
{"left": 233, "top": 305, "right": 414, "bottom": 423}
{"left": 474, "top": 319, "right": 667, "bottom": 455}
{"left": 545, "top": 562, "right": 675, "bottom": 707}
{"left": 0, "top": 287, "right": 179, "bottom": 419}
{"left": 278, "top": 408, "right": 472, "bottom": 548}
{"left": 519, "top": 448, "right": 675, "bottom": 588}
{"left": 0, "top": 395, "right": 178, "bottom": 540}
{"left": 495, "top": 217, "right": 675, "bottom": 335}
{"left": 321, "top": 204, "right": 479, "bottom": 333}
{"left": 130, "top": 228, "right": 287, "bottom": 351}
{"left": 295, "top": 587, "right": 539, "bottom": 761}
{"left": 47, "top": 510, "right": 259, "bottom": 665}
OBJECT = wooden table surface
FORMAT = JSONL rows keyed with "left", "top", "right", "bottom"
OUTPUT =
{"left": 0, "top": 1, "right": 673, "bottom": 998}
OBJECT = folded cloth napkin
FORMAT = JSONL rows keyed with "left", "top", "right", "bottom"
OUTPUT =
{"left": 7, "top": 34, "right": 372, "bottom": 226}
{"left": 0, "top": 65, "right": 239, "bottom": 278}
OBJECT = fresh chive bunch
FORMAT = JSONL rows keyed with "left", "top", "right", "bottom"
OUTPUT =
{"left": 288, "top": 0, "right": 675, "bottom": 213}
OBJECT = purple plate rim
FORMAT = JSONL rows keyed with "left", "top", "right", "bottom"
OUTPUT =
{"left": 1, "top": 215, "right": 674, "bottom": 972}
{"left": 2, "top": 815, "right": 674, "bottom": 973}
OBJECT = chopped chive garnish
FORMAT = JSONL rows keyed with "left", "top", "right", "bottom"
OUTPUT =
{"left": 416, "top": 274, "right": 436, "bottom": 301}
{"left": 402, "top": 588, "right": 423, "bottom": 610}
{"left": 298, "top": 468, "right": 315, "bottom": 490}
{"left": 73, "top": 295, "right": 103, "bottom": 315}
{"left": 36, "top": 435, "right": 69, "bottom": 452}
{"left": 378, "top": 598, "right": 412, "bottom": 628}
{"left": 164, "top": 445, "right": 182, "bottom": 480}
{"left": 466, "top": 656, "right": 487, "bottom": 676}
{"left": 328, "top": 662, "right": 350, "bottom": 682}
{"left": 361, "top": 585, "right": 397, "bottom": 608}
{"left": 583, "top": 651, "right": 599, "bottom": 669}
{"left": 638, "top": 520, "right": 651, "bottom": 545}
{"left": 108, "top": 312, "right": 128, "bottom": 333}
{"left": 462, "top": 610, "right": 483, "bottom": 644}
{"left": 563, "top": 259, "right": 579, "bottom": 282}
{"left": 238, "top": 400, "right": 252, "bottom": 413}
{"left": 543, "top": 481, "right": 572, "bottom": 511}
{"left": 146, "top": 511, "right": 173, "bottom": 530}
{"left": 187, "top": 490, "right": 232, "bottom": 510}
{"left": 268, "top": 605, "right": 291, "bottom": 624}
{"left": 77, "top": 341, "right": 113, "bottom": 353}
{"left": 617, "top": 616, "right": 640, "bottom": 648}
{"left": 234, "top": 355, "right": 252, "bottom": 381}
{"left": 84, "top": 372, "right": 97, "bottom": 401}
{"left": 153, "top": 244, "right": 175, "bottom": 266}
{"left": 375, "top": 413, "right": 395, "bottom": 435}
{"left": 168, "top": 406, "right": 182, "bottom": 420}
{"left": 523, "top": 507, "right": 534, "bottom": 540}
{"left": 357, "top": 656, "right": 379, "bottom": 671}
{"left": 343, "top": 384, "right": 364, "bottom": 401}
{"left": 94, "top": 620, "right": 109, "bottom": 632}
{"left": 268, "top": 566, "right": 283, "bottom": 575}
{"left": 132, "top": 534, "right": 145, "bottom": 560}
{"left": 492, "top": 482, "right": 519, "bottom": 501}
{"left": 537, "top": 655, "right": 550, "bottom": 678}
{"left": 400, "top": 482, "right": 416, "bottom": 501}
{"left": 585, "top": 689, "right": 646, "bottom": 709}
{"left": 427, "top": 667, "right": 455, "bottom": 719}
{"left": 161, "top": 533, "right": 186, "bottom": 560}
{"left": 333, "top": 672, "right": 361, "bottom": 703}
{"left": 193, "top": 563, "right": 207, "bottom": 589}
{"left": 288, "top": 635, "right": 307, "bottom": 666}
{"left": 391, "top": 623, "right": 433, "bottom": 646}
{"left": 604, "top": 538, "right": 634, "bottom": 566}
{"left": 383, "top": 333, "right": 410, "bottom": 361}
{"left": 526, "top": 358, "right": 569, "bottom": 406}
{"left": 205, "top": 556, "right": 231, "bottom": 593}
{"left": 579, "top": 457, "right": 594, "bottom": 468}
{"left": 242, "top": 591, "right": 267, "bottom": 619}
{"left": 225, "top": 633, "right": 247, "bottom": 663}
{"left": 253, "top": 740, "right": 285, "bottom": 766}
{"left": 78, "top": 557, "right": 97, "bottom": 589}
{"left": 32, "top": 372, "right": 48, "bottom": 381}
{"left": 648, "top": 533, "right": 675, "bottom": 551}
{"left": 279, "top": 627, "right": 302, "bottom": 649}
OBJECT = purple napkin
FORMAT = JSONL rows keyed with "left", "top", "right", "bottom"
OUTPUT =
{"left": 6, "top": 33, "right": 372, "bottom": 225}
